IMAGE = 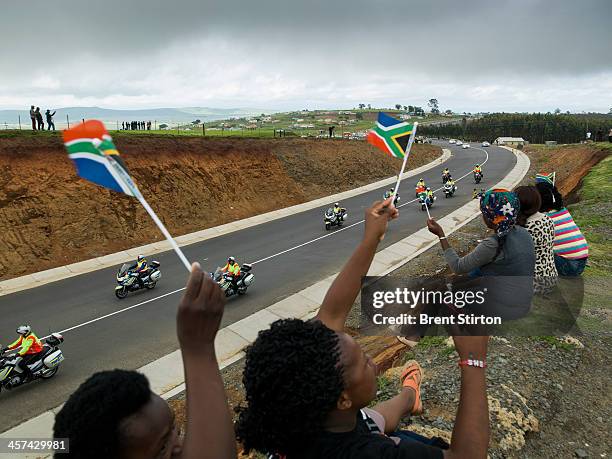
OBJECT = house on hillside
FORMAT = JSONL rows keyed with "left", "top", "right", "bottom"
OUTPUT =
{"left": 494, "top": 137, "right": 527, "bottom": 148}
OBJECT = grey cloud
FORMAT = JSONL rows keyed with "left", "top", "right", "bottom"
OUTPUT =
{"left": 0, "top": 0, "right": 611, "bottom": 111}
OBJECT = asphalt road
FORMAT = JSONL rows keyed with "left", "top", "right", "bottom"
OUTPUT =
{"left": 0, "top": 141, "right": 516, "bottom": 431}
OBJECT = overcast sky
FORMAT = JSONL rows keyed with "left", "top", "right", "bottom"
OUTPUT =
{"left": 1, "top": 0, "right": 610, "bottom": 113}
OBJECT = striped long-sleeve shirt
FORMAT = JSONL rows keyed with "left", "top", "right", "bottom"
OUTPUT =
{"left": 547, "top": 208, "right": 588, "bottom": 259}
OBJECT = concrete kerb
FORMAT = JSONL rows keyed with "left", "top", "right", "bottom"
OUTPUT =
{"left": 1, "top": 148, "right": 528, "bottom": 441}
{"left": 0, "top": 149, "right": 452, "bottom": 297}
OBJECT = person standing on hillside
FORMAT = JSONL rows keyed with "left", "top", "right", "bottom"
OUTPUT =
{"left": 608, "top": 128, "right": 612, "bottom": 143}
{"left": 45, "top": 109, "right": 56, "bottom": 130}
{"left": 35, "top": 107, "right": 44, "bottom": 130}
{"left": 29, "top": 105, "right": 36, "bottom": 130}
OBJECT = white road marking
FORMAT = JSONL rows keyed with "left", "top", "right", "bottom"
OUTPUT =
{"left": 48, "top": 146, "right": 490, "bottom": 336}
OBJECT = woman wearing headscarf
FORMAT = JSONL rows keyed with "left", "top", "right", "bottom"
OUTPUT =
{"left": 427, "top": 188, "right": 536, "bottom": 319}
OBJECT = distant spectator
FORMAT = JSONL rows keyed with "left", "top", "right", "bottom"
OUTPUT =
{"left": 53, "top": 263, "right": 236, "bottom": 459}
{"left": 237, "top": 199, "right": 491, "bottom": 459}
{"left": 29, "top": 105, "right": 36, "bottom": 130}
{"left": 122, "top": 121, "right": 125, "bottom": 130}
{"left": 608, "top": 128, "right": 612, "bottom": 143}
{"left": 35, "top": 107, "right": 44, "bottom": 130}
{"left": 45, "top": 110, "right": 56, "bottom": 131}
{"left": 515, "top": 185, "right": 558, "bottom": 293}
{"left": 535, "top": 182, "right": 589, "bottom": 276}
{"left": 596, "top": 129, "right": 603, "bottom": 142}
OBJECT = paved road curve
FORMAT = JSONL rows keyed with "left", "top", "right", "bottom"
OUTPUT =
{"left": 0, "top": 141, "right": 515, "bottom": 431}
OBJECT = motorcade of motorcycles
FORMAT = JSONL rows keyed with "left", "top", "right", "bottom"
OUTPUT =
{"left": 0, "top": 333, "right": 64, "bottom": 393}
{"left": 115, "top": 261, "right": 161, "bottom": 299}
{"left": 474, "top": 171, "right": 483, "bottom": 184}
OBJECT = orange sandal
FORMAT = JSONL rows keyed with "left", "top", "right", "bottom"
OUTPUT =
{"left": 401, "top": 360, "right": 423, "bottom": 415}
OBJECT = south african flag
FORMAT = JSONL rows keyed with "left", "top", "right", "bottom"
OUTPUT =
{"left": 63, "top": 120, "right": 139, "bottom": 197}
{"left": 367, "top": 112, "right": 415, "bottom": 159}
{"left": 536, "top": 172, "right": 556, "bottom": 186}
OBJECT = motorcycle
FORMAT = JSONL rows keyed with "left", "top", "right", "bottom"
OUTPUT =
{"left": 418, "top": 191, "right": 435, "bottom": 211}
{"left": 0, "top": 333, "right": 64, "bottom": 394}
{"left": 443, "top": 183, "right": 457, "bottom": 198}
{"left": 115, "top": 261, "right": 161, "bottom": 299}
{"left": 211, "top": 263, "right": 255, "bottom": 297}
{"left": 324, "top": 208, "right": 347, "bottom": 230}
{"left": 383, "top": 191, "right": 400, "bottom": 206}
{"left": 442, "top": 172, "right": 451, "bottom": 183}
{"left": 415, "top": 185, "right": 426, "bottom": 198}
{"left": 474, "top": 171, "right": 483, "bottom": 184}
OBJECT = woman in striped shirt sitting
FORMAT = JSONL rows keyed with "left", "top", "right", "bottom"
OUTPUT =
{"left": 535, "top": 182, "right": 588, "bottom": 276}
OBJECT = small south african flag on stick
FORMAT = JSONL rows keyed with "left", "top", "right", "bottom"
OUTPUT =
{"left": 367, "top": 112, "right": 416, "bottom": 159}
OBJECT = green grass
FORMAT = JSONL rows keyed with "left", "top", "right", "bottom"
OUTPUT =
{"left": 531, "top": 336, "right": 576, "bottom": 351}
{"left": 565, "top": 153, "right": 612, "bottom": 330}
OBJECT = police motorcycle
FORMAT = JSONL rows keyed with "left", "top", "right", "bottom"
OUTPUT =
{"left": 0, "top": 333, "right": 64, "bottom": 393}
{"left": 418, "top": 190, "right": 435, "bottom": 211}
{"left": 324, "top": 204, "right": 347, "bottom": 230}
{"left": 473, "top": 170, "right": 483, "bottom": 184}
{"left": 442, "top": 171, "right": 451, "bottom": 183}
{"left": 115, "top": 260, "right": 162, "bottom": 299}
{"left": 210, "top": 263, "right": 255, "bottom": 297}
{"left": 443, "top": 181, "right": 457, "bottom": 198}
{"left": 383, "top": 189, "right": 400, "bottom": 206}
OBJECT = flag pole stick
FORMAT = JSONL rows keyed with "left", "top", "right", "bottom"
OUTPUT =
{"left": 391, "top": 122, "right": 418, "bottom": 201}
{"left": 135, "top": 194, "right": 192, "bottom": 271}
{"left": 104, "top": 153, "right": 192, "bottom": 272}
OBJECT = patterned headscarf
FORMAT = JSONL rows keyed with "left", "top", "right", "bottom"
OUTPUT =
{"left": 479, "top": 188, "right": 520, "bottom": 237}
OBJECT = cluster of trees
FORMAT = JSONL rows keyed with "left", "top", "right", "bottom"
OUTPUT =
{"left": 419, "top": 113, "right": 612, "bottom": 144}
{"left": 357, "top": 103, "right": 425, "bottom": 115}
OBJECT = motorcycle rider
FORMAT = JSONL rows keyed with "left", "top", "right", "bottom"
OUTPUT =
{"left": 416, "top": 178, "right": 426, "bottom": 189}
{"left": 129, "top": 255, "right": 150, "bottom": 288}
{"left": 442, "top": 168, "right": 450, "bottom": 182}
{"left": 221, "top": 256, "right": 241, "bottom": 290}
{"left": 4, "top": 325, "right": 44, "bottom": 381}
{"left": 446, "top": 177, "right": 456, "bottom": 191}
{"left": 383, "top": 188, "right": 399, "bottom": 205}
{"left": 426, "top": 187, "right": 435, "bottom": 204}
{"left": 332, "top": 202, "right": 343, "bottom": 216}
{"left": 473, "top": 164, "right": 483, "bottom": 175}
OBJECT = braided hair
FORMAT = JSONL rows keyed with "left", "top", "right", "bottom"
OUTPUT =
{"left": 236, "top": 319, "right": 345, "bottom": 457}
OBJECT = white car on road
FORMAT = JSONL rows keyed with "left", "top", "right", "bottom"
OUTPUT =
{"left": 449, "top": 139, "right": 456, "bottom": 144}
{"left": 482, "top": 141, "right": 490, "bottom": 147}
{"left": 455, "top": 140, "right": 463, "bottom": 146}
{"left": 462, "top": 143, "right": 470, "bottom": 149}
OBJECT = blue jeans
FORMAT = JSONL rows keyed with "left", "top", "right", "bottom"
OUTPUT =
{"left": 554, "top": 255, "right": 587, "bottom": 276}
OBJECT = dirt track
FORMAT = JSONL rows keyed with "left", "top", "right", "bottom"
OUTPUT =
{"left": 0, "top": 135, "right": 440, "bottom": 280}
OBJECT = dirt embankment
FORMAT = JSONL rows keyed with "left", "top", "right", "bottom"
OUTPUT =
{"left": 523, "top": 143, "right": 609, "bottom": 198}
{"left": 0, "top": 135, "right": 440, "bottom": 280}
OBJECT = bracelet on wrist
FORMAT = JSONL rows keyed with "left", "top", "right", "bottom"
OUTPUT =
{"left": 439, "top": 236, "right": 446, "bottom": 240}
{"left": 458, "top": 358, "right": 486, "bottom": 368}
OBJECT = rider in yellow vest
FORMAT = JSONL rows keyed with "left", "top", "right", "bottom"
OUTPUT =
{"left": 221, "top": 257, "right": 241, "bottom": 290}
{"left": 473, "top": 164, "right": 482, "bottom": 174}
{"left": 5, "top": 325, "right": 44, "bottom": 380}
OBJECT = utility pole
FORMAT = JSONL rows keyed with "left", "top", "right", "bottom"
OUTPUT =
{"left": 18, "top": 115, "right": 21, "bottom": 130}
